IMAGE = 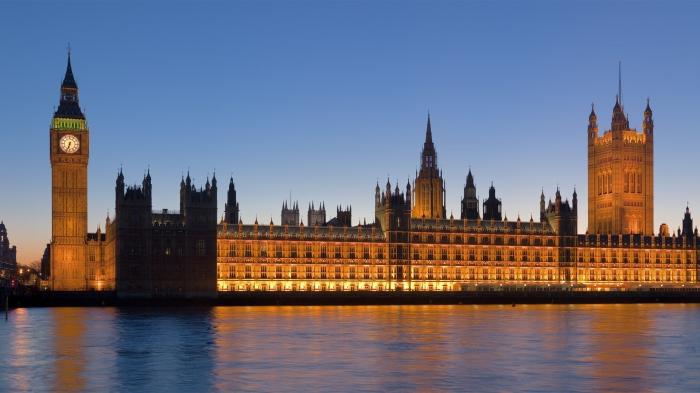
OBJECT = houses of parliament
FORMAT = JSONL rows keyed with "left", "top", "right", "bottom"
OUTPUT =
{"left": 45, "top": 55, "right": 700, "bottom": 297}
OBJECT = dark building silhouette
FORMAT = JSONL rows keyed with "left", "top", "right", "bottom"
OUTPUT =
{"left": 482, "top": 183, "right": 502, "bottom": 221}
{"left": 682, "top": 205, "right": 694, "bottom": 240}
{"left": 326, "top": 206, "right": 352, "bottom": 227}
{"left": 281, "top": 201, "right": 300, "bottom": 226}
{"left": 224, "top": 177, "right": 239, "bottom": 224}
{"left": 460, "top": 170, "right": 479, "bottom": 219}
{"left": 0, "top": 221, "right": 17, "bottom": 281}
{"left": 541, "top": 188, "right": 578, "bottom": 236}
{"left": 113, "top": 170, "right": 217, "bottom": 298}
{"left": 307, "top": 202, "right": 326, "bottom": 226}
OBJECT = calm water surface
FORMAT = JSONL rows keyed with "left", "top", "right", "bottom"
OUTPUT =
{"left": 1, "top": 304, "right": 699, "bottom": 392}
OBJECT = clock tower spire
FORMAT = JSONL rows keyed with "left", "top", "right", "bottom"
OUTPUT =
{"left": 49, "top": 51, "right": 90, "bottom": 290}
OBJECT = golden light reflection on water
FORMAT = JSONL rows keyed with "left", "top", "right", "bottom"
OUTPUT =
{"left": 210, "top": 304, "right": 700, "bottom": 391}
{"left": 52, "top": 308, "right": 86, "bottom": 392}
{"left": 2, "top": 304, "right": 700, "bottom": 391}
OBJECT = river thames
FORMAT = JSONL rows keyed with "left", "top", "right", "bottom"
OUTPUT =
{"left": 1, "top": 304, "right": 699, "bottom": 392}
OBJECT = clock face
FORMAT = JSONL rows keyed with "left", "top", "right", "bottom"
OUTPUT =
{"left": 59, "top": 134, "right": 80, "bottom": 154}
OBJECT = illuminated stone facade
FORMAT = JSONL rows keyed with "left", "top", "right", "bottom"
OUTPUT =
{"left": 217, "top": 116, "right": 699, "bottom": 292}
{"left": 42, "top": 57, "right": 700, "bottom": 293}
{"left": 587, "top": 97, "right": 654, "bottom": 235}
{"left": 49, "top": 55, "right": 113, "bottom": 291}
{"left": 218, "top": 188, "right": 699, "bottom": 292}
{"left": 412, "top": 115, "right": 446, "bottom": 219}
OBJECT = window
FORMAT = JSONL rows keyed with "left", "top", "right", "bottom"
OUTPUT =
{"left": 260, "top": 265, "right": 267, "bottom": 279}
{"left": 290, "top": 245, "right": 298, "bottom": 258}
{"left": 427, "top": 267, "right": 434, "bottom": 280}
{"left": 363, "top": 266, "right": 370, "bottom": 279}
{"left": 637, "top": 172, "right": 642, "bottom": 193}
{"left": 377, "top": 267, "right": 384, "bottom": 279}
{"left": 334, "top": 266, "right": 341, "bottom": 279}
{"left": 305, "top": 245, "right": 312, "bottom": 258}
{"left": 260, "top": 244, "right": 267, "bottom": 257}
{"left": 275, "top": 244, "right": 282, "bottom": 258}
{"left": 349, "top": 267, "right": 356, "bottom": 279}
{"left": 275, "top": 266, "right": 282, "bottom": 279}
{"left": 320, "top": 266, "right": 327, "bottom": 279}
{"left": 196, "top": 240, "right": 206, "bottom": 256}
{"left": 291, "top": 266, "right": 298, "bottom": 279}
{"left": 305, "top": 266, "right": 313, "bottom": 279}
{"left": 245, "top": 265, "right": 252, "bottom": 279}
{"left": 228, "top": 243, "right": 236, "bottom": 257}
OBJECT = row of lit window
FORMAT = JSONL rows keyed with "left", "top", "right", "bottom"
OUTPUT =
{"left": 219, "top": 242, "right": 385, "bottom": 259}
{"left": 217, "top": 265, "right": 562, "bottom": 281}
{"left": 576, "top": 251, "right": 694, "bottom": 264}
{"left": 411, "top": 235, "right": 556, "bottom": 246}
{"left": 579, "top": 269, "right": 693, "bottom": 282}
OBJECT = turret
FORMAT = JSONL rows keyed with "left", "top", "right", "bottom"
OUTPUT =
{"left": 611, "top": 95, "right": 630, "bottom": 131}
{"left": 405, "top": 179, "right": 411, "bottom": 205}
{"left": 643, "top": 98, "right": 654, "bottom": 135}
{"left": 682, "top": 205, "right": 694, "bottom": 240}
{"left": 461, "top": 169, "right": 479, "bottom": 220}
{"left": 307, "top": 200, "right": 326, "bottom": 226}
{"left": 482, "top": 182, "right": 502, "bottom": 221}
{"left": 375, "top": 181, "right": 381, "bottom": 207}
{"left": 588, "top": 103, "right": 598, "bottom": 139}
{"left": 142, "top": 169, "right": 152, "bottom": 198}
{"left": 224, "top": 176, "right": 240, "bottom": 224}
{"left": 539, "top": 189, "right": 546, "bottom": 221}
{"left": 542, "top": 188, "right": 578, "bottom": 236}
{"left": 115, "top": 168, "right": 125, "bottom": 212}
{"left": 281, "top": 200, "right": 300, "bottom": 226}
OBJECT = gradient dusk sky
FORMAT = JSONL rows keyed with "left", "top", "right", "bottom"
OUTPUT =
{"left": 1, "top": 1, "right": 699, "bottom": 263}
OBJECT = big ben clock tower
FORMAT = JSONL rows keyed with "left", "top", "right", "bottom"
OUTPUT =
{"left": 50, "top": 53, "right": 89, "bottom": 290}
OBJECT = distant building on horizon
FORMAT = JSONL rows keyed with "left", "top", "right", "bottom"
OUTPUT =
{"left": 0, "top": 221, "right": 18, "bottom": 283}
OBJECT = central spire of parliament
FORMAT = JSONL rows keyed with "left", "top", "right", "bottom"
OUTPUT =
{"left": 412, "top": 113, "right": 446, "bottom": 219}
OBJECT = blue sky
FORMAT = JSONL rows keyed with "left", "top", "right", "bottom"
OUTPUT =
{"left": 1, "top": 1, "right": 699, "bottom": 263}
